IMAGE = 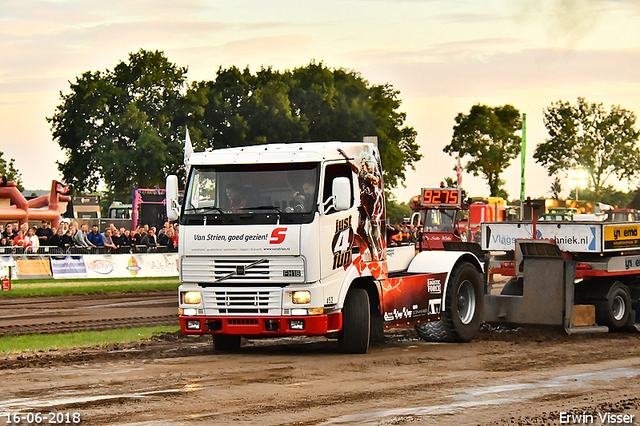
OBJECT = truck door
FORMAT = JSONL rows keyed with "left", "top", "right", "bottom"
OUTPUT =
{"left": 319, "top": 163, "right": 358, "bottom": 279}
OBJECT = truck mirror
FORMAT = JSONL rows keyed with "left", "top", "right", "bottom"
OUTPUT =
{"left": 166, "top": 175, "right": 180, "bottom": 221}
{"left": 333, "top": 177, "right": 351, "bottom": 211}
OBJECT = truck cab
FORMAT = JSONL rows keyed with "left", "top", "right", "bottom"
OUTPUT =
{"left": 167, "top": 141, "right": 484, "bottom": 353}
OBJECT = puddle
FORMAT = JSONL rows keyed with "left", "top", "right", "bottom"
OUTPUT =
{"left": 320, "top": 367, "right": 640, "bottom": 425}
{"left": 0, "top": 388, "right": 185, "bottom": 411}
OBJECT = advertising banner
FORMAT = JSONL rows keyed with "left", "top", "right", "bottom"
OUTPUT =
{"left": 15, "top": 256, "right": 53, "bottom": 279}
{"left": 482, "top": 223, "right": 600, "bottom": 253}
{"left": 50, "top": 256, "right": 88, "bottom": 279}
{"left": 84, "top": 254, "right": 179, "bottom": 278}
{"left": 603, "top": 224, "right": 640, "bottom": 250}
{"left": 182, "top": 225, "right": 300, "bottom": 255}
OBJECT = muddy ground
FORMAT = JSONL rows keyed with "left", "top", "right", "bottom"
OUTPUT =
{"left": 2, "top": 324, "right": 640, "bottom": 426}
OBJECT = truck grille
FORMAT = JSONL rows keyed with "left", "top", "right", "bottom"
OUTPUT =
{"left": 203, "top": 289, "right": 281, "bottom": 315}
{"left": 181, "top": 256, "right": 305, "bottom": 284}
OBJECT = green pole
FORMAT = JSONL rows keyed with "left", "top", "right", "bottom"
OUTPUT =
{"left": 520, "top": 113, "right": 527, "bottom": 203}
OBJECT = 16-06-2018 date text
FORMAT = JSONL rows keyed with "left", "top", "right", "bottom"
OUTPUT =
{"left": 4, "top": 412, "right": 81, "bottom": 424}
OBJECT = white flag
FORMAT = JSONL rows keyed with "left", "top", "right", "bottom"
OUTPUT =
{"left": 456, "top": 156, "right": 462, "bottom": 188}
{"left": 184, "top": 126, "right": 193, "bottom": 176}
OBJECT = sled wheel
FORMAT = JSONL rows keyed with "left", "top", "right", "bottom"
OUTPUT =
{"left": 415, "top": 262, "right": 483, "bottom": 342}
{"left": 595, "top": 283, "right": 631, "bottom": 331}
{"left": 338, "top": 288, "right": 370, "bottom": 354}
{"left": 213, "top": 335, "right": 242, "bottom": 351}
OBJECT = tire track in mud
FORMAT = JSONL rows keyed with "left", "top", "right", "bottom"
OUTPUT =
{"left": 0, "top": 314, "right": 178, "bottom": 337}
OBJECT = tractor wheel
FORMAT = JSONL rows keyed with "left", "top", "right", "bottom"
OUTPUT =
{"left": 416, "top": 262, "right": 483, "bottom": 342}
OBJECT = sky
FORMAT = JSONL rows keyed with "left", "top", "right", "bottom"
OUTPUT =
{"left": 1, "top": 0, "right": 640, "bottom": 204}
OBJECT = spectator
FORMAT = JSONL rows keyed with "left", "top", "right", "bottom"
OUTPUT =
{"left": 36, "top": 220, "right": 54, "bottom": 246}
{"left": 132, "top": 226, "right": 145, "bottom": 247}
{"left": 26, "top": 227, "right": 40, "bottom": 253}
{"left": 73, "top": 223, "right": 95, "bottom": 249}
{"left": 158, "top": 227, "right": 175, "bottom": 251}
{"left": 0, "top": 236, "right": 9, "bottom": 248}
{"left": 112, "top": 228, "right": 125, "bottom": 251}
{"left": 399, "top": 225, "right": 410, "bottom": 243}
{"left": 140, "top": 227, "right": 157, "bottom": 248}
{"left": 61, "top": 228, "right": 76, "bottom": 250}
{"left": 58, "top": 218, "right": 70, "bottom": 234}
{"left": 119, "top": 227, "right": 132, "bottom": 248}
{"left": 103, "top": 228, "right": 118, "bottom": 251}
{"left": 50, "top": 227, "right": 65, "bottom": 250}
{"left": 172, "top": 224, "right": 179, "bottom": 247}
{"left": 3, "top": 222, "right": 17, "bottom": 240}
{"left": 87, "top": 224, "right": 104, "bottom": 247}
{"left": 13, "top": 224, "right": 28, "bottom": 247}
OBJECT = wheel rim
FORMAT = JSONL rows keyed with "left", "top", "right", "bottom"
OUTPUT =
{"left": 612, "top": 294, "right": 626, "bottom": 321}
{"left": 457, "top": 279, "right": 476, "bottom": 325}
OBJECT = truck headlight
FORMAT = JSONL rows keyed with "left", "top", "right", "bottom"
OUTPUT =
{"left": 183, "top": 291, "right": 202, "bottom": 305}
{"left": 292, "top": 290, "right": 311, "bottom": 304}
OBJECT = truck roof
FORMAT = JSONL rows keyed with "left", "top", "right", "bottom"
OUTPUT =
{"left": 187, "top": 141, "right": 377, "bottom": 166}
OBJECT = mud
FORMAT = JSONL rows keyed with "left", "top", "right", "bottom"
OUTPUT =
{"left": 2, "top": 325, "right": 640, "bottom": 425}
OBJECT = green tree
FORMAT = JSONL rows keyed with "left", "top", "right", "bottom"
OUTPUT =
{"left": 571, "top": 186, "right": 633, "bottom": 208}
{"left": 48, "top": 49, "right": 188, "bottom": 200}
{"left": 189, "top": 61, "right": 420, "bottom": 189}
{"left": 385, "top": 199, "right": 413, "bottom": 225}
{"left": 0, "top": 151, "right": 24, "bottom": 192}
{"left": 443, "top": 104, "right": 522, "bottom": 197}
{"left": 51, "top": 54, "right": 420, "bottom": 197}
{"left": 549, "top": 177, "right": 562, "bottom": 199}
{"left": 534, "top": 97, "right": 640, "bottom": 198}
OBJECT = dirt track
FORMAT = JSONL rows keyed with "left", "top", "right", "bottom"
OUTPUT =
{"left": 0, "top": 291, "right": 177, "bottom": 336}
{"left": 2, "top": 324, "right": 640, "bottom": 425}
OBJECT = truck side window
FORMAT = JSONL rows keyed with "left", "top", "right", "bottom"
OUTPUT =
{"left": 323, "top": 163, "right": 353, "bottom": 214}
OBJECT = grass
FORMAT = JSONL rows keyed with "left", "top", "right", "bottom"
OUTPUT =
{"left": 0, "top": 277, "right": 179, "bottom": 298}
{"left": 0, "top": 325, "right": 181, "bottom": 354}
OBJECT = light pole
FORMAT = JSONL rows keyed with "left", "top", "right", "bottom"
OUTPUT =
{"left": 568, "top": 169, "right": 588, "bottom": 201}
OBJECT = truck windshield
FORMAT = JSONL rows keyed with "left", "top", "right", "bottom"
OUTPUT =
{"left": 421, "top": 208, "right": 457, "bottom": 232}
{"left": 183, "top": 162, "right": 320, "bottom": 222}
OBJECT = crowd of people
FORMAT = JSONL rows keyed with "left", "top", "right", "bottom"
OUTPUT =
{"left": 388, "top": 223, "right": 420, "bottom": 246}
{"left": 0, "top": 220, "right": 179, "bottom": 254}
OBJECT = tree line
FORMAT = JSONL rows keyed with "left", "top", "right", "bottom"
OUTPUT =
{"left": 7, "top": 48, "right": 633, "bottom": 215}
{"left": 444, "top": 98, "right": 640, "bottom": 206}
{"left": 47, "top": 49, "right": 420, "bottom": 202}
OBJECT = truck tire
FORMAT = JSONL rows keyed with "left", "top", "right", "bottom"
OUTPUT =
{"left": 213, "top": 335, "right": 242, "bottom": 351}
{"left": 415, "top": 262, "right": 483, "bottom": 342}
{"left": 338, "top": 288, "right": 370, "bottom": 354}
{"left": 595, "top": 283, "right": 631, "bottom": 331}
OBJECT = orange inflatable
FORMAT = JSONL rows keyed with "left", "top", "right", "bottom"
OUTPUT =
{"left": 0, "top": 180, "right": 71, "bottom": 228}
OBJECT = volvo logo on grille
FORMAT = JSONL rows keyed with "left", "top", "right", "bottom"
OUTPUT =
{"left": 236, "top": 265, "right": 246, "bottom": 275}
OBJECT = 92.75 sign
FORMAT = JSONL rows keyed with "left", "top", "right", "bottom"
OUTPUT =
{"left": 420, "top": 188, "right": 461, "bottom": 207}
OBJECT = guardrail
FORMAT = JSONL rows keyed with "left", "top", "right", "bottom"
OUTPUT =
{"left": 0, "top": 245, "right": 178, "bottom": 256}
{"left": 1, "top": 246, "right": 180, "bottom": 280}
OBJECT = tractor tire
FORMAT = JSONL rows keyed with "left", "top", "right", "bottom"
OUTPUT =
{"left": 338, "top": 288, "right": 371, "bottom": 354}
{"left": 595, "top": 283, "right": 631, "bottom": 331}
{"left": 213, "top": 335, "right": 242, "bottom": 351}
{"left": 415, "top": 262, "right": 483, "bottom": 342}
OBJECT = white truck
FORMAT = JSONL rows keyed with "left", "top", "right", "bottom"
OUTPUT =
{"left": 166, "top": 141, "right": 485, "bottom": 353}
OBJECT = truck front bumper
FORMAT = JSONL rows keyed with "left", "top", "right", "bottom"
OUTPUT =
{"left": 179, "top": 312, "right": 342, "bottom": 337}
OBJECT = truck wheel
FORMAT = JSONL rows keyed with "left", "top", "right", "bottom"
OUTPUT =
{"left": 213, "top": 335, "right": 242, "bottom": 351}
{"left": 595, "top": 283, "right": 631, "bottom": 331}
{"left": 415, "top": 262, "right": 483, "bottom": 342}
{"left": 338, "top": 288, "right": 370, "bottom": 354}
